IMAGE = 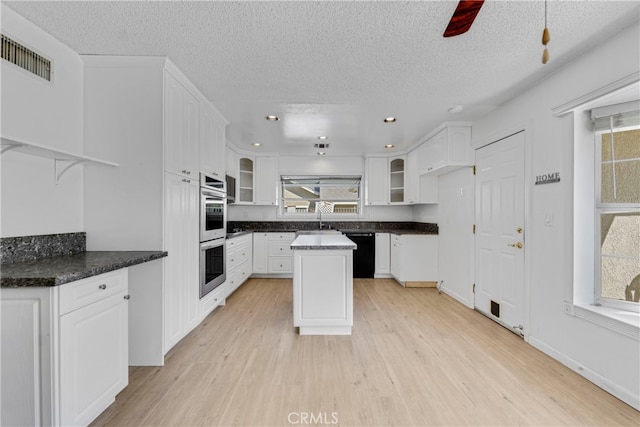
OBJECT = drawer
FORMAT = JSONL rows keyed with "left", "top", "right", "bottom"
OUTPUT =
{"left": 226, "top": 234, "right": 251, "bottom": 250}
{"left": 59, "top": 269, "right": 128, "bottom": 315}
{"left": 269, "top": 241, "right": 293, "bottom": 256}
{"left": 269, "top": 257, "right": 292, "bottom": 273}
{"left": 227, "top": 245, "right": 250, "bottom": 271}
{"left": 226, "top": 259, "right": 252, "bottom": 296}
{"left": 268, "top": 232, "right": 295, "bottom": 241}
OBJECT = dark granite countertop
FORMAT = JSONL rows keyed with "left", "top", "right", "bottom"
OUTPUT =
{"left": 228, "top": 221, "right": 438, "bottom": 235}
{"left": 1, "top": 251, "right": 167, "bottom": 288}
{"left": 226, "top": 231, "right": 253, "bottom": 239}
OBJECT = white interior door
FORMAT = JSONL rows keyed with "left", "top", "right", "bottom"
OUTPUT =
{"left": 475, "top": 132, "right": 525, "bottom": 335}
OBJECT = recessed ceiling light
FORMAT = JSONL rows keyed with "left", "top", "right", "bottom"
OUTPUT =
{"left": 317, "top": 135, "right": 328, "bottom": 140}
{"left": 317, "top": 152, "right": 326, "bottom": 156}
{"left": 265, "top": 115, "right": 280, "bottom": 121}
{"left": 384, "top": 144, "right": 395, "bottom": 149}
{"left": 383, "top": 117, "right": 397, "bottom": 123}
{"left": 251, "top": 142, "right": 261, "bottom": 147}
{"left": 448, "top": 105, "right": 463, "bottom": 114}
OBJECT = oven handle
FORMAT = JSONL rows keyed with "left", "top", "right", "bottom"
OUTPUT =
{"left": 200, "top": 238, "right": 225, "bottom": 250}
{"left": 201, "top": 188, "right": 226, "bottom": 199}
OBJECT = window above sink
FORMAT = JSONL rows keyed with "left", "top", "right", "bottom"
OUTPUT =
{"left": 280, "top": 176, "right": 361, "bottom": 217}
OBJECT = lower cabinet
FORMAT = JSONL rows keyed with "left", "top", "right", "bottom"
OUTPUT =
{"left": 226, "top": 233, "right": 253, "bottom": 297}
{"left": 0, "top": 269, "right": 129, "bottom": 427}
{"left": 374, "top": 233, "right": 391, "bottom": 277}
{"left": 253, "top": 232, "right": 296, "bottom": 275}
{"left": 390, "top": 234, "right": 438, "bottom": 286}
{"left": 163, "top": 172, "right": 199, "bottom": 353}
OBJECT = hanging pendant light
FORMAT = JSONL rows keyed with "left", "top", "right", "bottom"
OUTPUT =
{"left": 542, "top": 0, "right": 550, "bottom": 64}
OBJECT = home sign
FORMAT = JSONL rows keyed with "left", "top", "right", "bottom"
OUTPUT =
{"left": 535, "top": 172, "right": 560, "bottom": 185}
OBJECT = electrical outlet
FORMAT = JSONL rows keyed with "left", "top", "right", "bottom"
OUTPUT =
{"left": 563, "top": 301, "right": 574, "bottom": 316}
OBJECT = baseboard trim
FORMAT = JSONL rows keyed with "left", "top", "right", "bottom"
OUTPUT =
{"left": 528, "top": 336, "right": 640, "bottom": 411}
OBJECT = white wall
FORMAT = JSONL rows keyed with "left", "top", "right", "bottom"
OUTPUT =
{"left": 1, "top": 4, "right": 84, "bottom": 237}
{"left": 471, "top": 21, "right": 640, "bottom": 410}
{"left": 227, "top": 154, "right": 415, "bottom": 222}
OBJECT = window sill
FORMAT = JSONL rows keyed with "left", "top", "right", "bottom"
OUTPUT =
{"left": 570, "top": 303, "right": 640, "bottom": 341}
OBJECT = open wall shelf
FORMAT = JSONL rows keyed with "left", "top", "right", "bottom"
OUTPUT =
{"left": 1, "top": 136, "right": 119, "bottom": 183}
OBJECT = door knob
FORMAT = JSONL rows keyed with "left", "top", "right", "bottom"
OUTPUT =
{"left": 508, "top": 242, "right": 523, "bottom": 249}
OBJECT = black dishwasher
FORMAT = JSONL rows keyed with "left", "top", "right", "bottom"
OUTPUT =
{"left": 344, "top": 232, "right": 375, "bottom": 278}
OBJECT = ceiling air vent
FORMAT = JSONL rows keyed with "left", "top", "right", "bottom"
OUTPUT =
{"left": 1, "top": 34, "right": 51, "bottom": 81}
{"left": 314, "top": 143, "right": 330, "bottom": 149}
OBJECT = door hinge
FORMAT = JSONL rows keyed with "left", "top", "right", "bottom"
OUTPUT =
{"left": 472, "top": 165, "right": 476, "bottom": 175}
{"left": 472, "top": 224, "right": 476, "bottom": 234}
{"left": 472, "top": 283, "right": 476, "bottom": 293}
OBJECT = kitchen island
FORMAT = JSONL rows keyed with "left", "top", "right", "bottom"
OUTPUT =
{"left": 290, "top": 233, "right": 357, "bottom": 335}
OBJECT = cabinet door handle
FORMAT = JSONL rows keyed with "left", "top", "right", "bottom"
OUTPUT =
{"left": 98, "top": 284, "right": 107, "bottom": 290}
{"left": 124, "top": 295, "right": 131, "bottom": 300}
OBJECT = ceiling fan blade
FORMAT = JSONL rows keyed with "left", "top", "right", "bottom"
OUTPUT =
{"left": 443, "top": 0, "right": 485, "bottom": 37}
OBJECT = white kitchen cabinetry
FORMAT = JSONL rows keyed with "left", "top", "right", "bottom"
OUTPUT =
{"left": 253, "top": 232, "right": 269, "bottom": 273}
{"left": 163, "top": 172, "right": 200, "bottom": 351}
{"left": 255, "top": 156, "right": 279, "bottom": 205}
{"left": 164, "top": 70, "right": 199, "bottom": 178}
{"left": 390, "top": 234, "right": 438, "bottom": 286}
{"left": 422, "top": 124, "right": 472, "bottom": 175}
{"left": 235, "top": 155, "right": 279, "bottom": 205}
{"left": 200, "top": 102, "right": 228, "bottom": 179}
{"left": 252, "top": 232, "right": 296, "bottom": 275}
{"left": 226, "top": 233, "right": 253, "bottom": 297}
{"left": 237, "top": 156, "right": 254, "bottom": 203}
{"left": 365, "top": 156, "right": 389, "bottom": 205}
{"left": 83, "top": 56, "right": 228, "bottom": 361}
{"left": 389, "top": 156, "right": 406, "bottom": 204}
{"left": 405, "top": 150, "right": 419, "bottom": 204}
{"left": 1, "top": 270, "right": 129, "bottom": 427}
{"left": 374, "top": 232, "right": 391, "bottom": 277}
{"left": 366, "top": 156, "right": 410, "bottom": 205}
{"left": 268, "top": 232, "right": 296, "bottom": 273}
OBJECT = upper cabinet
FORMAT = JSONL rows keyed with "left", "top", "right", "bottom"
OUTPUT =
{"left": 421, "top": 124, "right": 472, "bottom": 175}
{"left": 365, "top": 156, "right": 389, "bottom": 205}
{"left": 199, "top": 102, "right": 228, "bottom": 179}
{"left": 164, "top": 71, "right": 199, "bottom": 178}
{"left": 254, "top": 156, "right": 279, "bottom": 205}
{"left": 366, "top": 155, "right": 407, "bottom": 205}
{"left": 233, "top": 153, "right": 278, "bottom": 206}
{"left": 238, "top": 156, "right": 254, "bottom": 203}
{"left": 389, "top": 157, "right": 405, "bottom": 204}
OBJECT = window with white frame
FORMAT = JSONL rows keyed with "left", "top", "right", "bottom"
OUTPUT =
{"left": 592, "top": 101, "right": 640, "bottom": 311}
{"left": 281, "top": 176, "right": 361, "bottom": 216}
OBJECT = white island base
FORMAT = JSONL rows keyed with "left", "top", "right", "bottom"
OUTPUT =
{"left": 291, "top": 234, "right": 356, "bottom": 336}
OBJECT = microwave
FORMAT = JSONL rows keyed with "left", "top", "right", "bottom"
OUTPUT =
{"left": 225, "top": 174, "right": 236, "bottom": 204}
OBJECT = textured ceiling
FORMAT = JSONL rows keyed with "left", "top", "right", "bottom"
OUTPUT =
{"left": 4, "top": 1, "right": 640, "bottom": 156}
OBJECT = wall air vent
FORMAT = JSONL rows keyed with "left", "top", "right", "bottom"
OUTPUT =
{"left": 1, "top": 34, "right": 51, "bottom": 81}
{"left": 314, "top": 143, "right": 330, "bottom": 149}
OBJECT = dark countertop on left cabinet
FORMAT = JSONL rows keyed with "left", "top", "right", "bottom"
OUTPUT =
{"left": 0, "top": 251, "right": 167, "bottom": 287}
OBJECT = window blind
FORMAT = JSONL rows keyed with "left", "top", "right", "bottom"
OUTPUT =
{"left": 591, "top": 100, "right": 640, "bottom": 132}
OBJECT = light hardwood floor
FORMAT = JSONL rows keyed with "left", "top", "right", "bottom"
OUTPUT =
{"left": 92, "top": 278, "right": 639, "bottom": 426}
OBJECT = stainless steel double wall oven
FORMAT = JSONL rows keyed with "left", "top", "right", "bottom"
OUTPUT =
{"left": 199, "top": 173, "right": 226, "bottom": 298}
